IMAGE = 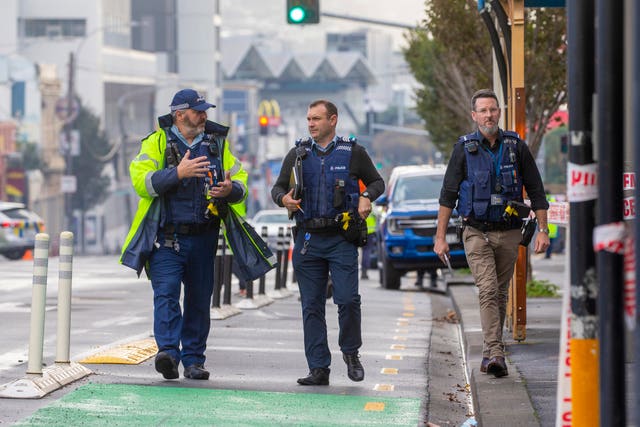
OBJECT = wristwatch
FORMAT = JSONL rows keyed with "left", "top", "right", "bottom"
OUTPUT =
{"left": 538, "top": 227, "right": 549, "bottom": 234}
{"left": 361, "top": 191, "right": 371, "bottom": 200}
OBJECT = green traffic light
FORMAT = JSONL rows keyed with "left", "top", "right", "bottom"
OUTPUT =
{"left": 289, "top": 6, "right": 306, "bottom": 23}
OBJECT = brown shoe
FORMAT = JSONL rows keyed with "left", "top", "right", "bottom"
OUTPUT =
{"left": 487, "top": 356, "right": 508, "bottom": 378}
{"left": 480, "top": 357, "right": 490, "bottom": 373}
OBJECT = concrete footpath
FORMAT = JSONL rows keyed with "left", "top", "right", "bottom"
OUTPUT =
{"left": 449, "top": 253, "right": 564, "bottom": 427}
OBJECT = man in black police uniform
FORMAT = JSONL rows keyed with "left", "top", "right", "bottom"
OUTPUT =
{"left": 434, "top": 89, "right": 550, "bottom": 378}
{"left": 271, "top": 99, "right": 384, "bottom": 385}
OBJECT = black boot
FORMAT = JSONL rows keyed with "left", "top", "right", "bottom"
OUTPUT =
{"left": 297, "top": 367, "right": 330, "bottom": 385}
{"left": 343, "top": 352, "right": 364, "bottom": 382}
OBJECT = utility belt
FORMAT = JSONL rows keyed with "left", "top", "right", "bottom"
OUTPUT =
{"left": 161, "top": 221, "right": 218, "bottom": 236}
{"left": 464, "top": 218, "right": 520, "bottom": 232}
{"left": 301, "top": 218, "right": 339, "bottom": 233}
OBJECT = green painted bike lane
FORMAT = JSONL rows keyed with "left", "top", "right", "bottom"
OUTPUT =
{"left": 15, "top": 383, "right": 422, "bottom": 426}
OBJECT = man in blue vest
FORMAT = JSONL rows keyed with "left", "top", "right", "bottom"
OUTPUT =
{"left": 434, "top": 89, "right": 550, "bottom": 378}
{"left": 271, "top": 100, "right": 384, "bottom": 385}
{"left": 120, "top": 88, "right": 248, "bottom": 380}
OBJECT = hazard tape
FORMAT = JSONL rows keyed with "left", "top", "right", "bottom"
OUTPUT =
{"left": 593, "top": 222, "right": 626, "bottom": 254}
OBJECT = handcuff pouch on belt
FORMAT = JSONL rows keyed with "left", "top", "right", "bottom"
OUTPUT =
{"left": 335, "top": 211, "right": 368, "bottom": 247}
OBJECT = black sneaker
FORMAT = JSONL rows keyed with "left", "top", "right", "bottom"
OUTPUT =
{"left": 297, "top": 368, "right": 330, "bottom": 386}
{"left": 343, "top": 352, "right": 364, "bottom": 382}
{"left": 155, "top": 351, "right": 179, "bottom": 380}
{"left": 184, "top": 364, "right": 210, "bottom": 380}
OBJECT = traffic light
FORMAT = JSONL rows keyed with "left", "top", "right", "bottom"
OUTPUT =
{"left": 286, "top": 0, "right": 320, "bottom": 24}
{"left": 259, "top": 115, "right": 269, "bottom": 135}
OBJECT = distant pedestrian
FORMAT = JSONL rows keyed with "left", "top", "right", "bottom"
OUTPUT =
{"left": 120, "top": 88, "right": 248, "bottom": 380}
{"left": 434, "top": 89, "right": 550, "bottom": 378}
{"left": 271, "top": 99, "right": 385, "bottom": 385}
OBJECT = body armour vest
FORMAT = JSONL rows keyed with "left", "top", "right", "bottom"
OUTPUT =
{"left": 294, "top": 136, "right": 360, "bottom": 223}
{"left": 163, "top": 126, "right": 225, "bottom": 225}
{"left": 457, "top": 131, "right": 524, "bottom": 223}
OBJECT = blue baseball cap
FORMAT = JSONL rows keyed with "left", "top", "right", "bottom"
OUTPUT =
{"left": 170, "top": 88, "right": 216, "bottom": 111}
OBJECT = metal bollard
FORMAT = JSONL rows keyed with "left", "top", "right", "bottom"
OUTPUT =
{"left": 26, "top": 233, "right": 50, "bottom": 375}
{"left": 222, "top": 238, "right": 233, "bottom": 305}
{"left": 258, "top": 226, "right": 268, "bottom": 295}
{"left": 55, "top": 231, "right": 73, "bottom": 364}
{"left": 280, "top": 227, "right": 291, "bottom": 289}
{"left": 274, "top": 227, "right": 284, "bottom": 290}
{"left": 212, "top": 230, "right": 225, "bottom": 308}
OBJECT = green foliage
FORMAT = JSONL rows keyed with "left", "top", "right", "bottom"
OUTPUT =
{"left": 69, "top": 102, "right": 112, "bottom": 212}
{"left": 404, "top": 0, "right": 491, "bottom": 160}
{"left": 16, "top": 140, "right": 43, "bottom": 170}
{"left": 404, "top": 2, "right": 567, "bottom": 160}
{"left": 542, "top": 126, "right": 568, "bottom": 185}
{"left": 526, "top": 279, "right": 560, "bottom": 297}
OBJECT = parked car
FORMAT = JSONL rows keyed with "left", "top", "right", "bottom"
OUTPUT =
{"left": 249, "top": 209, "right": 294, "bottom": 252}
{"left": 0, "top": 202, "right": 45, "bottom": 260}
{"left": 376, "top": 165, "right": 468, "bottom": 290}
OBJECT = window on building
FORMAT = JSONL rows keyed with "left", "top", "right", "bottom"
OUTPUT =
{"left": 21, "top": 19, "right": 86, "bottom": 38}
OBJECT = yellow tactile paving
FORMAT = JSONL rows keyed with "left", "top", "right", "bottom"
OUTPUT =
{"left": 79, "top": 338, "right": 158, "bottom": 364}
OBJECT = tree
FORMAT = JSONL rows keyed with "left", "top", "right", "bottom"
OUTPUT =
{"left": 69, "top": 102, "right": 112, "bottom": 213}
{"left": 404, "top": 1, "right": 567, "bottom": 159}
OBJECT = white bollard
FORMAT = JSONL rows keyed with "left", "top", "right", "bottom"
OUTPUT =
{"left": 55, "top": 231, "right": 73, "bottom": 364}
{"left": 26, "top": 233, "right": 50, "bottom": 375}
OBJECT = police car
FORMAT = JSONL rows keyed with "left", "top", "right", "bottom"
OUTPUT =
{"left": 376, "top": 165, "right": 468, "bottom": 289}
{"left": 0, "top": 202, "right": 45, "bottom": 260}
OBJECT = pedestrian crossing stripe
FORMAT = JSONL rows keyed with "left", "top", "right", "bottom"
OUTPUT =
{"left": 78, "top": 338, "right": 158, "bottom": 364}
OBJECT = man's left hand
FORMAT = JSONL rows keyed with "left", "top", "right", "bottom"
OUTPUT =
{"left": 358, "top": 196, "right": 372, "bottom": 220}
{"left": 208, "top": 171, "right": 233, "bottom": 199}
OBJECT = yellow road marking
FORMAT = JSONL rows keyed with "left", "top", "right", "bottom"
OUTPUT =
{"left": 386, "top": 354, "right": 403, "bottom": 360}
{"left": 373, "top": 384, "right": 395, "bottom": 391}
{"left": 393, "top": 336, "right": 407, "bottom": 341}
{"left": 381, "top": 368, "right": 398, "bottom": 375}
{"left": 390, "top": 344, "right": 406, "bottom": 350}
{"left": 364, "top": 402, "right": 385, "bottom": 411}
{"left": 402, "top": 312, "right": 415, "bottom": 317}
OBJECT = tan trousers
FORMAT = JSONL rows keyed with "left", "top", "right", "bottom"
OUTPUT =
{"left": 463, "top": 226, "right": 521, "bottom": 358}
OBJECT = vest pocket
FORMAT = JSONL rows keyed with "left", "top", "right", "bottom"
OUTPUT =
{"left": 472, "top": 170, "right": 491, "bottom": 217}
{"left": 458, "top": 180, "right": 473, "bottom": 215}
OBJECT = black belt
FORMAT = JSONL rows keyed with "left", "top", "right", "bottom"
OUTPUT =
{"left": 162, "top": 222, "right": 216, "bottom": 236}
{"left": 464, "top": 218, "right": 518, "bottom": 232}
{"left": 302, "top": 218, "right": 339, "bottom": 233}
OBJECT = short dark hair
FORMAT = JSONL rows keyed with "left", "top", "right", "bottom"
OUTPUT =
{"left": 471, "top": 89, "right": 499, "bottom": 111}
{"left": 309, "top": 99, "right": 338, "bottom": 118}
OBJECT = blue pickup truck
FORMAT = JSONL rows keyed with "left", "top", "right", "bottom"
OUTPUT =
{"left": 376, "top": 165, "right": 468, "bottom": 290}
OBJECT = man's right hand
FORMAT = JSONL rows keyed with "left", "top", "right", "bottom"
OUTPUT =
{"left": 282, "top": 189, "right": 303, "bottom": 213}
{"left": 177, "top": 150, "right": 210, "bottom": 179}
{"left": 433, "top": 237, "right": 450, "bottom": 265}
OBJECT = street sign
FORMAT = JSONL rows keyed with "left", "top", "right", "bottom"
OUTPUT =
{"left": 59, "top": 130, "right": 81, "bottom": 156}
{"left": 55, "top": 97, "right": 80, "bottom": 124}
{"left": 61, "top": 175, "right": 77, "bottom": 193}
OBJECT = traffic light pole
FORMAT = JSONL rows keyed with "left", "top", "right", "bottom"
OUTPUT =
{"left": 566, "top": 1, "right": 599, "bottom": 424}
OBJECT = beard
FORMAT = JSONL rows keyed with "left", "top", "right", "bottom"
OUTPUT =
{"left": 479, "top": 123, "right": 499, "bottom": 136}
{"left": 182, "top": 115, "right": 205, "bottom": 137}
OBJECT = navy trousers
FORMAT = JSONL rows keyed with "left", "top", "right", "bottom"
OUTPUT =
{"left": 148, "top": 229, "right": 218, "bottom": 368}
{"left": 292, "top": 231, "right": 362, "bottom": 370}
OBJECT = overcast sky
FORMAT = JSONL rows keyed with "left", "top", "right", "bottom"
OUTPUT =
{"left": 220, "top": 0, "right": 427, "bottom": 51}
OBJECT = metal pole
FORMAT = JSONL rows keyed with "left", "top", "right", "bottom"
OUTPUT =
{"left": 596, "top": 1, "right": 626, "bottom": 425}
{"left": 567, "top": 1, "right": 599, "bottom": 424}
{"left": 26, "top": 234, "right": 50, "bottom": 375}
{"left": 55, "top": 231, "right": 74, "bottom": 364}
{"left": 65, "top": 53, "right": 75, "bottom": 234}
{"left": 634, "top": 0, "right": 640, "bottom": 424}
{"left": 259, "top": 226, "right": 268, "bottom": 295}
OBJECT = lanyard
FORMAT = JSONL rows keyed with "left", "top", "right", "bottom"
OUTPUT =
{"left": 481, "top": 141, "right": 503, "bottom": 186}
